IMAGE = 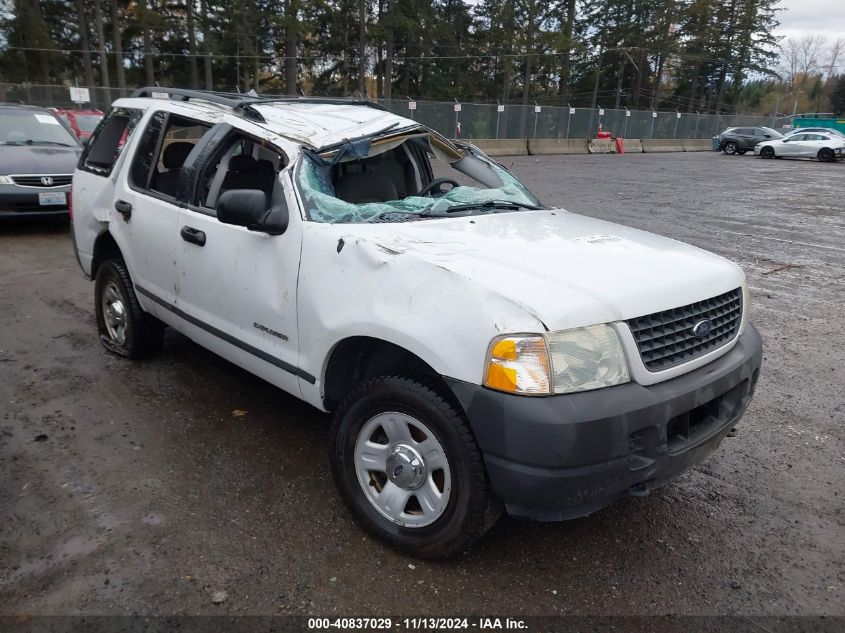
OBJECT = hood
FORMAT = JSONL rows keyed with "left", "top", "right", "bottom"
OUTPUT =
{"left": 0, "top": 145, "right": 81, "bottom": 175}
{"left": 332, "top": 210, "right": 744, "bottom": 331}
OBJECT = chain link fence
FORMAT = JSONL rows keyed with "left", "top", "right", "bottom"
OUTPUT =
{"left": 0, "top": 83, "right": 792, "bottom": 140}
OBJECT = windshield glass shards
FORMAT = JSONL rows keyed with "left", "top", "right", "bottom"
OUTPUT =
{"left": 297, "top": 132, "right": 541, "bottom": 224}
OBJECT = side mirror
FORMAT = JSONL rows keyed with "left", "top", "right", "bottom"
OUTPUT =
{"left": 763, "top": 134, "right": 771, "bottom": 138}
{"left": 216, "top": 189, "right": 286, "bottom": 235}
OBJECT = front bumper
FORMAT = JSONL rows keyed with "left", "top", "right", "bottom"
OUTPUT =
{"left": 0, "top": 185, "right": 70, "bottom": 219}
{"left": 446, "top": 325, "right": 763, "bottom": 520}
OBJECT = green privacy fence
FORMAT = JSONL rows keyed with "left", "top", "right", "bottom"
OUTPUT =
{"left": 0, "top": 83, "right": 791, "bottom": 140}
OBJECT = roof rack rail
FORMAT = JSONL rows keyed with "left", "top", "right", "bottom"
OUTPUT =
{"left": 130, "top": 87, "right": 269, "bottom": 122}
{"left": 130, "top": 87, "right": 387, "bottom": 123}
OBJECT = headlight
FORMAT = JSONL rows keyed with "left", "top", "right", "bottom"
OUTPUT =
{"left": 484, "top": 325, "right": 630, "bottom": 395}
{"left": 547, "top": 325, "right": 629, "bottom": 393}
{"left": 0, "top": 176, "right": 13, "bottom": 184}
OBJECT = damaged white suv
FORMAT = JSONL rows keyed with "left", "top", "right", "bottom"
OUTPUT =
{"left": 71, "top": 88, "right": 762, "bottom": 558}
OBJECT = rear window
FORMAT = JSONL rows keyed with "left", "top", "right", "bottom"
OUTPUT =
{"left": 75, "top": 114, "right": 103, "bottom": 133}
{"left": 78, "top": 108, "right": 142, "bottom": 176}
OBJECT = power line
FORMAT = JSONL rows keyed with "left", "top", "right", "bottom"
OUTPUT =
{"left": 1, "top": 44, "right": 753, "bottom": 66}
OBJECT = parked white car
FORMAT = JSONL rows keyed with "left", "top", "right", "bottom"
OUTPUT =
{"left": 755, "top": 132, "right": 845, "bottom": 162}
{"left": 782, "top": 126, "right": 845, "bottom": 139}
{"left": 71, "top": 88, "right": 763, "bottom": 558}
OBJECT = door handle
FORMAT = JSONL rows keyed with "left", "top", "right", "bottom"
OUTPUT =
{"left": 114, "top": 199, "right": 132, "bottom": 222}
{"left": 180, "top": 225, "right": 206, "bottom": 247}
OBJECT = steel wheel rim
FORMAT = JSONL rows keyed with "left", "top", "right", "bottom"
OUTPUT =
{"left": 725, "top": 143, "right": 736, "bottom": 154}
{"left": 101, "top": 281, "right": 127, "bottom": 346}
{"left": 354, "top": 411, "right": 452, "bottom": 528}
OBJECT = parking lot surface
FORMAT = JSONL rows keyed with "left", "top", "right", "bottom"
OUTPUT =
{"left": 1, "top": 152, "right": 843, "bottom": 618}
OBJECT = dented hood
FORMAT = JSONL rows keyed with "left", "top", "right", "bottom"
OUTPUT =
{"left": 332, "top": 210, "right": 745, "bottom": 332}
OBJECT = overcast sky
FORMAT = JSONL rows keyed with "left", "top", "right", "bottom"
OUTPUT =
{"left": 773, "top": 0, "right": 844, "bottom": 43}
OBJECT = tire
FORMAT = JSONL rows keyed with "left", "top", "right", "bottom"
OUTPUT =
{"left": 95, "top": 259, "right": 164, "bottom": 359}
{"left": 329, "top": 375, "right": 501, "bottom": 559}
{"left": 817, "top": 148, "right": 835, "bottom": 163}
{"left": 723, "top": 141, "right": 738, "bottom": 155}
{"left": 760, "top": 146, "right": 775, "bottom": 159}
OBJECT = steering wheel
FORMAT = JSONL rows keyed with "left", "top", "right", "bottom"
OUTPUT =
{"left": 418, "top": 177, "right": 460, "bottom": 197}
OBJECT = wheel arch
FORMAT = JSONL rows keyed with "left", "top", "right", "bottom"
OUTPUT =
{"left": 322, "top": 336, "right": 461, "bottom": 413}
{"left": 91, "top": 230, "right": 124, "bottom": 279}
{"left": 817, "top": 146, "right": 836, "bottom": 161}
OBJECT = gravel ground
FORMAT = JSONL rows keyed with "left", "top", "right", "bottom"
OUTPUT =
{"left": 1, "top": 151, "right": 843, "bottom": 620}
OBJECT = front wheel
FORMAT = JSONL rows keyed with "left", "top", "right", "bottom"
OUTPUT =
{"left": 329, "top": 375, "right": 500, "bottom": 559}
{"left": 818, "top": 148, "right": 836, "bottom": 163}
{"left": 760, "top": 146, "right": 775, "bottom": 159}
{"left": 95, "top": 259, "right": 164, "bottom": 359}
{"left": 723, "top": 141, "right": 738, "bottom": 155}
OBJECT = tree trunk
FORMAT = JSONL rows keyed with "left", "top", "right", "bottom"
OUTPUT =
{"left": 651, "top": 53, "right": 664, "bottom": 110}
{"left": 632, "top": 49, "right": 645, "bottom": 108}
{"left": 142, "top": 1, "right": 155, "bottom": 86}
{"left": 384, "top": 23, "right": 393, "bottom": 100}
{"left": 686, "top": 63, "right": 700, "bottom": 113}
{"left": 75, "top": 0, "right": 96, "bottom": 93}
{"left": 92, "top": 0, "right": 110, "bottom": 99}
{"left": 558, "top": 0, "right": 575, "bottom": 105}
{"left": 110, "top": 0, "right": 127, "bottom": 93}
{"left": 518, "top": 0, "right": 536, "bottom": 138}
{"left": 186, "top": 0, "right": 199, "bottom": 88}
{"left": 357, "top": 0, "right": 366, "bottom": 95}
{"left": 401, "top": 48, "right": 409, "bottom": 97}
{"left": 614, "top": 58, "right": 626, "bottom": 109}
{"left": 590, "top": 48, "right": 603, "bottom": 110}
{"left": 343, "top": 15, "right": 350, "bottom": 97}
{"left": 284, "top": 3, "right": 297, "bottom": 94}
{"left": 375, "top": 0, "right": 384, "bottom": 98}
{"left": 556, "top": 0, "right": 575, "bottom": 136}
{"left": 200, "top": 0, "right": 212, "bottom": 89}
{"left": 714, "top": 0, "right": 738, "bottom": 112}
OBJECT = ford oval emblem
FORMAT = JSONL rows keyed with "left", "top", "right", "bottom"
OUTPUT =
{"left": 692, "top": 319, "right": 713, "bottom": 337}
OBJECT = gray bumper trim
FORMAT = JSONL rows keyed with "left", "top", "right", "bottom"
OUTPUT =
{"left": 445, "top": 325, "right": 763, "bottom": 520}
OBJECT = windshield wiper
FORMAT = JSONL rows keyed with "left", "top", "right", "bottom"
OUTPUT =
{"left": 2, "top": 139, "right": 74, "bottom": 147}
{"left": 444, "top": 200, "right": 543, "bottom": 214}
{"left": 377, "top": 208, "right": 450, "bottom": 221}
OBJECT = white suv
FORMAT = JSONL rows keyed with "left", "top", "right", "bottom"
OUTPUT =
{"left": 71, "top": 88, "right": 763, "bottom": 558}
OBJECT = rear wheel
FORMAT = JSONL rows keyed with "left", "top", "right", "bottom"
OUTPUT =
{"left": 760, "top": 146, "right": 775, "bottom": 159}
{"left": 817, "top": 148, "right": 835, "bottom": 163}
{"left": 723, "top": 141, "right": 738, "bottom": 155}
{"left": 95, "top": 259, "right": 164, "bottom": 359}
{"left": 329, "top": 375, "right": 500, "bottom": 559}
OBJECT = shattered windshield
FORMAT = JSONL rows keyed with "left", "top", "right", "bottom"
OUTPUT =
{"left": 297, "top": 133, "right": 541, "bottom": 224}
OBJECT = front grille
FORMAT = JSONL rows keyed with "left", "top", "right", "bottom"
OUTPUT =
{"left": 626, "top": 288, "right": 742, "bottom": 372}
{"left": 11, "top": 175, "right": 72, "bottom": 188}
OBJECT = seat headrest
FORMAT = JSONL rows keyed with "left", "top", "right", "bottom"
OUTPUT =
{"left": 229, "top": 154, "right": 258, "bottom": 172}
{"left": 335, "top": 172, "right": 398, "bottom": 204}
{"left": 162, "top": 142, "right": 194, "bottom": 169}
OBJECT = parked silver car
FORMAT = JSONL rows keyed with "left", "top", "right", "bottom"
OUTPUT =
{"left": 754, "top": 132, "right": 845, "bottom": 162}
